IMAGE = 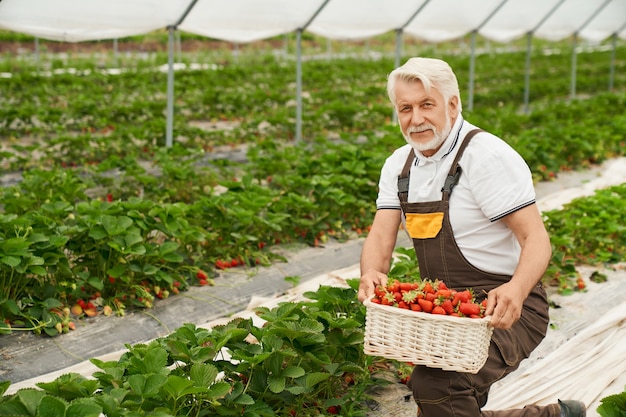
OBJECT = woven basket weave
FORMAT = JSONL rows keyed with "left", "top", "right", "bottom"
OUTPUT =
{"left": 363, "top": 299, "right": 494, "bottom": 374}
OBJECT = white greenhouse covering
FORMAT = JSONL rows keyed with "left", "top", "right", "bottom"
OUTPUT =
{"left": 1, "top": 0, "right": 625, "bottom": 145}
{"left": 0, "top": 0, "right": 625, "bottom": 44}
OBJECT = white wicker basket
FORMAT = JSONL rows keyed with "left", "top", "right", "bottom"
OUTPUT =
{"left": 363, "top": 299, "right": 494, "bottom": 374}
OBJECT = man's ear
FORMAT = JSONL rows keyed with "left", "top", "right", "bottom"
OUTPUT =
{"left": 449, "top": 95, "right": 460, "bottom": 117}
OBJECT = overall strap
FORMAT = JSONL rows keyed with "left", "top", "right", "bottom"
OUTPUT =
{"left": 441, "top": 128, "right": 483, "bottom": 201}
{"left": 397, "top": 148, "right": 415, "bottom": 203}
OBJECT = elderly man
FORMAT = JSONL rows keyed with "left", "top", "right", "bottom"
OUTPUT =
{"left": 358, "top": 57, "right": 585, "bottom": 417}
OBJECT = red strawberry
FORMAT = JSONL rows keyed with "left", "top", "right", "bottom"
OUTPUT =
{"left": 417, "top": 299, "right": 434, "bottom": 313}
{"left": 436, "top": 289, "right": 451, "bottom": 299}
{"left": 422, "top": 282, "right": 434, "bottom": 294}
{"left": 410, "top": 303, "right": 422, "bottom": 312}
{"left": 440, "top": 299, "right": 454, "bottom": 314}
{"left": 432, "top": 306, "right": 447, "bottom": 315}
{"left": 459, "top": 302, "right": 481, "bottom": 317}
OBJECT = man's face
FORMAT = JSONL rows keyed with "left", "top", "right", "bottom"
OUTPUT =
{"left": 394, "top": 79, "right": 458, "bottom": 157}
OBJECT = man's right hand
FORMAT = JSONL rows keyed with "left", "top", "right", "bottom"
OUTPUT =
{"left": 358, "top": 270, "right": 389, "bottom": 302}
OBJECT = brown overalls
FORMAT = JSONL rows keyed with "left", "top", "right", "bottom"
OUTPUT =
{"left": 398, "top": 129, "right": 558, "bottom": 417}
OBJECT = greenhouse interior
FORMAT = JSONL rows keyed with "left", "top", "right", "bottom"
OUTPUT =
{"left": 0, "top": 0, "right": 625, "bottom": 416}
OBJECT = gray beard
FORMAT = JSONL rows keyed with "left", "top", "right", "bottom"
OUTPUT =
{"left": 403, "top": 117, "right": 452, "bottom": 155}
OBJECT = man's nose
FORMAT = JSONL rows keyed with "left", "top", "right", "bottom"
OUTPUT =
{"left": 410, "top": 108, "right": 425, "bottom": 125}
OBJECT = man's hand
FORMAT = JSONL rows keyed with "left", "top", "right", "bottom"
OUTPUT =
{"left": 484, "top": 281, "right": 527, "bottom": 329}
{"left": 358, "top": 270, "right": 388, "bottom": 302}
{"left": 358, "top": 210, "right": 401, "bottom": 302}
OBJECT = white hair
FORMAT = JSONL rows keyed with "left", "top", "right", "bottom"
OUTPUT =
{"left": 387, "top": 57, "right": 463, "bottom": 113}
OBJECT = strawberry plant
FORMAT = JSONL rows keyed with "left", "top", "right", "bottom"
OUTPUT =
{"left": 0, "top": 281, "right": 389, "bottom": 416}
{"left": 597, "top": 386, "right": 626, "bottom": 417}
{"left": 543, "top": 183, "right": 626, "bottom": 293}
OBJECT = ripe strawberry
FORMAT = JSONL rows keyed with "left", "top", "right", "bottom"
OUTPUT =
{"left": 327, "top": 405, "right": 339, "bottom": 414}
{"left": 453, "top": 290, "right": 472, "bottom": 306}
{"left": 440, "top": 299, "right": 454, "bottom": 314}
{"left": 459, "top": 302, "right": 481, "bottom": 317}
{"left": 432, "top": 306, "right": 446, "bottom": 315}
{"left": 436, "top": 289, "right": 451, "bottom": 299}
{"left": 422, "top": 282, "right": 435, "bottom": 294}
{"left": 387, "top": 279, "right": 400, "bottom": 293}
{"left": 374, "top": 285, "right": 386, "bottom": 299}
{"left": 417, "top": 299, "right": 434, "bottom": 313}
{"left": 382, "top": 292, "right": 395, "bottom": 305}
{"left": 197, "top": 270, "right": 208, "bottom": 280}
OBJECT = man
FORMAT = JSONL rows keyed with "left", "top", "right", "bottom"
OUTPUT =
{"left": 357, "top": 57, "right": 585, "bottom": 417}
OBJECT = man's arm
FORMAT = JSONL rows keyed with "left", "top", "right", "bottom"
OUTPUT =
{"left": 485, "top": 203, "right": 552, "bottom": 329}
{"left": 357, "top": 209, "right": 402, "bottom": 302}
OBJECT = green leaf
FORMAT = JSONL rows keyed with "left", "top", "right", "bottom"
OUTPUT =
{"left": 189, "top": 363, "right": 218, "bottom": 388}
{"left": 281, "top": 366, "right": 305, "bottom": 379}
{"left": 38, "top": 395, "right": 67, "bottom": 417}
{"left": 267, "top": 375, "right": 285, "bottom": 393}
{"left": 127, "top": 374, "right": 146, "bottom": 396}
{"left": 1, "top": 255, "right": 21, "bottom": 267}
{"left": 88, "top": 225, "right": 107, "bottom": 240}
{"left": 143, "top": 347, "right": 169, "bottom": 374}
{"left": 231, "top": 392, "right": 255, "bottom": 405}
{"left": 206, "top": 382, "right": 231, "bottom": 400}
{"left": 597, "top": 390, "right": 626, "bottom": 417}
{"left": 10, "top": 389, "right": 46, "bottom": 416}
{"left": 65, "top": 398, "right": 103, "bottom": 417}
{"left": 102, "top": 215, "right": 133, "bottom": 236}
{"left": 161, "top": 252, "right": 183, "bottom": 263}
{"left": 0, "top": 381, "right": 10, "bottom": 397}
{"left": 299, "top": 372, "right": 331, "bottom": 389}
{"left": 143, "top": 374, "right": 167, "bottom": 397}
{"left": 158, "top": 241, "right": 179, "bottom": 255}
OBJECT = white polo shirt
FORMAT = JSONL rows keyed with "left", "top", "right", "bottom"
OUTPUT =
{"left": 376, "top": 116, "right": 536, "bottom": 275}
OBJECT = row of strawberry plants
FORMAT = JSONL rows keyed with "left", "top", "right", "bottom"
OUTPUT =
{"left": 0, "top": 118, "right": 624, "bottom": 336}
{"left": 0, "top": 282, "right": 380, "bottom": 417}
{"left": 1, "top": 45, "right": 624, "bottom": 157}
{"left": 0, "top": 255, "right": 618, "bottom": 417}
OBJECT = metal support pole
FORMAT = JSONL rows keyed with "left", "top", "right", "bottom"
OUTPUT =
{"left": 570, "top": 34, "right": 578, "bottom": 99}
{"left": 523, "top": 32, "right": 532, "bottom": 114}
{"left": 113, "top": 38, "right": 119, "bottom": 67}
{"left": 608, "top": 32, "right": 616, "bottom": 91}
{"left": 570, "top": 0, "right": 612, "bottom": 100}
{"left": 293, "top": 0, "right": 332, "bottom": 142}
{"left": 166, "top": 26, "right": 175, "bottom": 148}
{"left": 468, "top": 31, "right": 477, "bottom": 112}
{"left": 296, "top": 29, "right": 303, "bottom": 143}
{"left": 522, "top": 0, "right": 566, "bottom": 113}
{"left": 34, "top": 37, "right": 39, "bottom": 69}
{"left": 392, "top": 28, "right": 403, "bottom": 124}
